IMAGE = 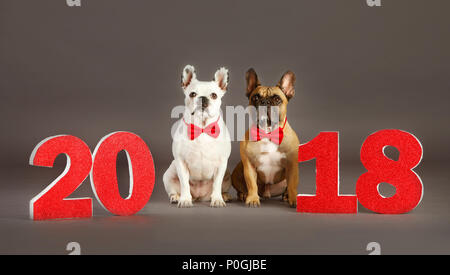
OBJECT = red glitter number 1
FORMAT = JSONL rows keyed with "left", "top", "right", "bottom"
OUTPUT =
{"left": 297, "top": 132, "right": 357, "bottom": 213}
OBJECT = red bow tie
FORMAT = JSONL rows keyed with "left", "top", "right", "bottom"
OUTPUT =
{"left": 250, "top": 117, "right": 287, "bottom": 145}
{"left": 183, "top": 117, "right": 221, "bottom": 140}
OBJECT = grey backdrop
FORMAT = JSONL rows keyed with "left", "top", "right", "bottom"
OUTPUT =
{"left": 0, "top": 0, "right": 449, "bottom": 254}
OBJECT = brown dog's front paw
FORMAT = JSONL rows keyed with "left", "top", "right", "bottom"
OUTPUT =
{"left": 245, "top": 195, "right": 261, "bottom": 208}
{"left": 237, "top": 192, "right": 247, "bottom": 202}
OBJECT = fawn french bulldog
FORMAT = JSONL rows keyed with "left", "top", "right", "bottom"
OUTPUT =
{"left": 163, "top": 65, "right": 232, "bottom": 208}
{"left": 231, "top": 68, "right": 300, "bottom": 207}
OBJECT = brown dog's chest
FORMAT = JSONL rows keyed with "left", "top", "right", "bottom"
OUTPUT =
{"left": 247, "top": 139, "right": 287, "bottom": 184}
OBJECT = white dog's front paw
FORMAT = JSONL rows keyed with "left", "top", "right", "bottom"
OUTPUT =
{"left": 210, "top": 196, "right": 226, "bottom": 208}
{"left": 177, "top": 197, "right": 193, "bottom": 208}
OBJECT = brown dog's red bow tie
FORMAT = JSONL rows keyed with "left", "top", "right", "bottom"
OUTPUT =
{"left": 183, "top": 117, "right": 221, "bottom": 140}
{"left": 250, "top": 117, "right": 287, "bottom": 145}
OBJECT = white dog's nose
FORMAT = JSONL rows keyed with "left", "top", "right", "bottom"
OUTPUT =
{"left": 199, "top": 96, "right": 209, "bottom": 110}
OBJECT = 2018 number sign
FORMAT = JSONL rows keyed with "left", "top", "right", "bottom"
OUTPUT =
{"left": 29, "top": 132, "right": 155, "bottom": 220}
{"left": 30, "top": 129, "right": 422, "bottom": 220}
{"left": 297, "top": 129, "right": 423, "bottom": 214}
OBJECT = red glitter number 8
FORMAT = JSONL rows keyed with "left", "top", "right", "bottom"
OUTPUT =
{"left": 356, "top": 130, "right": 423, "bottom": 214}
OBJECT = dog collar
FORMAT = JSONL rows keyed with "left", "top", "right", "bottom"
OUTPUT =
{"left": 250, "top": 117, "right": 287, "bottom": 145}
{"left": 183, "top": 116, "right": 221, "bottom": 140}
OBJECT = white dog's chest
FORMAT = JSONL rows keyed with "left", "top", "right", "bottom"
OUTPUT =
{"left": 255, "top": 139, "right": 286, "bottom": 183}
{"left": 179, "top": 135, "right": 230, "bottom": 181}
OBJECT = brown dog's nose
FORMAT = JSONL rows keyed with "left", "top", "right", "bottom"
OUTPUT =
{"left": 260, "top": 98, "right": 270, "bottom": 106}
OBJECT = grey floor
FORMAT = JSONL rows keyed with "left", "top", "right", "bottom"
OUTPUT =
{"left": 0, "top": 160, "right": 449, "bottom": 255}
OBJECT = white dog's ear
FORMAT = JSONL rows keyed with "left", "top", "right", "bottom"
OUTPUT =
{"left": 278, "top": 71, "right": 296, "bottom": 100}
{"left": 214, "top": 67, "right": 229, "bottom": 91}
{"left": 182, "top": 65, "right": 197, "bottom": 89}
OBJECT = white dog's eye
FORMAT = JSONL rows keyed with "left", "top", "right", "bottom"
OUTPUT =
{"left": 189, "top": 92, "right": 197, "bottom": 98}
{"left": 210, "top": 93, "right": 217, "bottom": 100}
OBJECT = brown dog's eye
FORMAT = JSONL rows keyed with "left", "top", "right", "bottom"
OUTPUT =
{"left": 210, "top": 93, "right": 217, "bottom": 99}
{"left": 189, "top": 92, "right": 197, "bottom": 98}
{"left": 271, "top": 95, "right": 282, "bottom": 105}
{"left": 251, "top": 94, "right": 260, "bottom": 104}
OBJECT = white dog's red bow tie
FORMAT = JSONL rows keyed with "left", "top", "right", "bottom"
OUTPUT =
{"left": 250, "top": 117, "right": 287, "bottom": 145}
{"left": 183, "top": 117, "right": 221, "bottom": 140}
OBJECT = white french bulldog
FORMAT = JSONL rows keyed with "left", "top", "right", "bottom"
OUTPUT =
{"left": 163, "top": 65, "right": 232, "bottom": 208}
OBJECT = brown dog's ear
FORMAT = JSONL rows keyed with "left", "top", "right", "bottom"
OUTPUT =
{"left": 245, "top": 68, "right": 260, "bottom": 98}
{"left": 278, "top": 71, "right": 296, "bottom": 100}
{"left": 181, "top": 65, "right": 197, "bottom": 89}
